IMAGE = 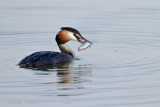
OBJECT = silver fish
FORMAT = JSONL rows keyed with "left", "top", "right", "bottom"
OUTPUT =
{"left": 78, "top": 41, "right": 92, "bottom": 51}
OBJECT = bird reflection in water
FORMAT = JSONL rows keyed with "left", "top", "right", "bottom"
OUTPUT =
{"left": 56, "top": 63, "right": 92, "bottom": 96}
{"left": 30, "top": 62, "right": 92, "bottom": 96}
{"left": 57, "top": 64, "right": 91, "bottom": 84}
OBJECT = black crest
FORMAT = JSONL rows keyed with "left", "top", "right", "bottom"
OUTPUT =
{"left": 61, "top": 27, "right": 82, "bottom": 36}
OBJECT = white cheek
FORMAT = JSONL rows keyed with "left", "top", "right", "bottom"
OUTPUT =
{"left": 68, "top": 32, "right": 78, "bottom": 41}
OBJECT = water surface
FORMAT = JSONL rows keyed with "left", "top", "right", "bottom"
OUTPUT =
{"left": 0, "top": 0, "right": 160, "bottom": 107}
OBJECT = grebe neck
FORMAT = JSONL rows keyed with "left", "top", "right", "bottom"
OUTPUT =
{"left": 57, "top": 43, "right": 76, "bottom": 58}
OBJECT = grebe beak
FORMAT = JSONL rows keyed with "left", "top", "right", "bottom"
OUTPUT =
{"left": 76, "top": 35, "right": 91, "bottom": 44}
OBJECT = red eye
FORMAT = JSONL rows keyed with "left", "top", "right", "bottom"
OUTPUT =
{"left": 73, "top": 34, "right": 77, "bottom": 36}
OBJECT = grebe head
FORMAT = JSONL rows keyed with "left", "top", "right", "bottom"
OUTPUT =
{"left": 56, "top": 27, "right": 90, "bottom": 44}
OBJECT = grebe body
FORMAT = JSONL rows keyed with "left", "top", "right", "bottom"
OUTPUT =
{"left": 18, "top": 27, "right": 91, "bottom": 67}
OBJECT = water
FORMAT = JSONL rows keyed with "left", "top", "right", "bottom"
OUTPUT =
{"left": 0, "top": 0, "right": 160, "bottom": 106}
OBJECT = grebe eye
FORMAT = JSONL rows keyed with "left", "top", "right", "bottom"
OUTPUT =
{"left": 73, "top": 34, "right": 77, "bottom": 36}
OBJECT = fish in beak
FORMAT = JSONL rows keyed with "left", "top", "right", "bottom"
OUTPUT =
{"left": 74, "top": 34, "right": 92, "bottom": 51}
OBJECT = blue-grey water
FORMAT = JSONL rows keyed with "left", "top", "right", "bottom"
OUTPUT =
{"left": 1, "top": 0, "right": 160, "bottom": 107}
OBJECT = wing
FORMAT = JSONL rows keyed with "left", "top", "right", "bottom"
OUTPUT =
{"left": 18, "top": 51, "right": 73, "bottom": 67}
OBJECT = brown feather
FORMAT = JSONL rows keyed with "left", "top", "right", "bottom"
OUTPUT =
{"left": 56, "top": 30, "right": 69, "bottom": 44}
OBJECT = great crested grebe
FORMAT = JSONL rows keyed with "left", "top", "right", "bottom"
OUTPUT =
{"left": 18, "top": 27, "right": 91, "bottom": 67}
